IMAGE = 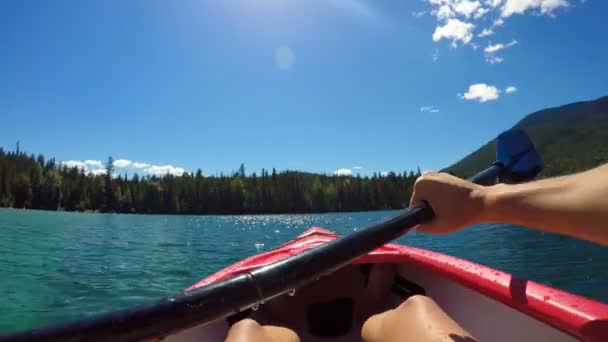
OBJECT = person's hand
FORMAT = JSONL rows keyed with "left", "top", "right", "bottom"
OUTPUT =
{"left": 410, "top": 172, "right": 487, "bottom": 234}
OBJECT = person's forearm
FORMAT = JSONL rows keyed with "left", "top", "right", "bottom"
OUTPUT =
{"left": 480, "top": 164, "right": 608, "bottom": 245}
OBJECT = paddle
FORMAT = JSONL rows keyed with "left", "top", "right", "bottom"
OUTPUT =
{"left": 1, "top": 129, "right": 543, "bottom": 342}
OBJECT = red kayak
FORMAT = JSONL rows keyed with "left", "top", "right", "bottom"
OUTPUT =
{"left": 5, "top": 130, "right": 604, "bottom": 342}
{"left": 162, "top": 227, "right": 608, "bottom": 341}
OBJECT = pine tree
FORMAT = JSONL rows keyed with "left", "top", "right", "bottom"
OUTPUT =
{"left": 104, "top": 156, "right": 116, "bottom": 211}
{"left": 0, "top": 147, "right": 430, "bottom": 214}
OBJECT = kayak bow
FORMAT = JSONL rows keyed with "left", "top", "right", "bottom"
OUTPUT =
{"left": 173, "top": 227, "right": 608, "bottom": 342}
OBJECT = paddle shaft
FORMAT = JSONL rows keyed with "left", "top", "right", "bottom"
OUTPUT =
{"left": 249, "top": 164, "right": 503, "bottom": 303}
{"left": 468, "top": 163, "right": 502, "bottom": 185}
{"left": 0, "top": 164, "right": 505, "bottom": 342}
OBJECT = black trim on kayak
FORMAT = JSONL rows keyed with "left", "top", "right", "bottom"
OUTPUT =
{"left": 306, "top": 297, "right": 354, "bottom": 337}
{"left": 360, "top": 264, "right": 373, "bottom": 288}
{"left": 0, "top": 129, "right": 542, "bottom": 342}
{"left": 1, "top": 205, "right": 435, "bottom": 342}
{"left": 226, "top": 309, "right": 253, "bottom": 326}
{"left": 391, "top": 275, "right": 426, "bottom": 299}
{"left": 1, "top": 273, "right": 261, "bottom": 342}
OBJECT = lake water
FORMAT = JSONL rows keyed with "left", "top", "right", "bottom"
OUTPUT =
{"left": 0, "top": 208, "right": 607, "bottom": 334}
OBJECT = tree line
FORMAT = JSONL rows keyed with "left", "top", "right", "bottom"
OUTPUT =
{"left": 0, "top": 148, "right": 422, "bottom": 215}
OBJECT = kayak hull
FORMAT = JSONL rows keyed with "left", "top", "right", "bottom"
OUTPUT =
{"left": 168, "top": 227, "right": 608, "bottom": 341}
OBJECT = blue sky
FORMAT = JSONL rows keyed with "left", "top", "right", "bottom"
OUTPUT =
{"left": 1, "top": 0, "right": 606, "bottom": 177}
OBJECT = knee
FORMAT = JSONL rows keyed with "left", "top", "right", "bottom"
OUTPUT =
{"left": 361, "top": 296, "right": 439, "bottom": 342}
{"left": 226, "top": 319, "right": 263, "bottom": 341}
{"left": 398, "top": 295, "right": 438, "bottom": 312}
{"left": 226, "top": 319, "right": 300, "bottom": 342}
{"left": 230, "top": 318, "right": 263, "bottom": 332}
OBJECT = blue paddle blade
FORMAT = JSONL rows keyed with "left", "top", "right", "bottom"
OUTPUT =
{"left": 496, "top": 129, "right": 543, "bottom": 182}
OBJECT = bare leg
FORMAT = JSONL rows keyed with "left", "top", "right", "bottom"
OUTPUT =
{"left": 362, "top": 295, "right": 477, "bottom": 342}
{"left": 225, "top": 319, "right": 300, "bottom": 342}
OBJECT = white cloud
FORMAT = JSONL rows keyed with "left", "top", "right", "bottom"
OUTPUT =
{"left": 478, "top": 28, "right": 495, "bottom": 37}
{"left": 84, "top": 160, "right": 103, "bottom": 168}
{"left": 486, "top": 55, "right": 504, "bottom": 64}
{"left": 454, "top": 0, "right": 482, "bottom": 18}
{"left": 540, "top": 0, "right": 570, "bottom": 14}
{"left": 334, "top": 168, "right": 353, "bottom": 176}
{"left": 132, "top": 162, "right": 150, "bottom": 169}
{"left": 460, "top": 83, "right": 500, "bottom": 102}
{"left": 113, "top": 159, "right": 132, "bottom": 168}
{"left": 352, "top": 166, "right": 363, "bottom": 170}
{"left": 501, "top": 0, "right": 530, "bottom": 16}
{"left": 88, "top": 169, "right": 107, "bottom": 176}
{"left": 146, "top": 165, "right": 186, "bottom": 177}
{"left": 61, "top": 160, "right": 86, "bottom": 170}
{"left": 484, "top": 44, "right": 501, "bottom": 53}
{"left": 474, "top": 6, "right": 490, "bottom": 18}
{"left": 60, "top": 157, "right": 189, "bottom": 177}
{"left": 493, "top": 18, "right": 505, "bottom": 26}
{"left": 486, "top": 0, "right": 504, "bottom": 8}
{"left": 424, "top": 0, "right": 573, "bottom": 68}
{"left": 380, "top": 171, "right": 390, "bottom": 177}
{"left": 501, "top": 0, "right": 569, "bottom": 17}
{"left": 433, "top": 5, "right": 454, "bottom": 20}
{"left": 432, "top": 49, "right": 440, "bottom": 62}
{"left": 432, "top": 19, "right": 475, "bottom": 46}
{"left": 484, "top": 39, "right": 518, "bottom": 53}
{"left": 484, "top": 39, "right": 517, "bottom": 63}
{"left": 275, "top": 46, "right": 295, "bottom": 71}
{"left": 412, "top": 10, "right": 427, "bottom": 18}
{"left": 420, "top": 106, "right": 440, "bottom": 113}
{"left": 505, "top": 85, "right": 518, "bottom": 93}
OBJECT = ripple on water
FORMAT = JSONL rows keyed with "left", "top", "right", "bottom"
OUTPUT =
{"left": 0, "top": 208, "right": 607, "bottom": 334}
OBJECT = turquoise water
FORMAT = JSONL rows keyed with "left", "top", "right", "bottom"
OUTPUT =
{"left": 0, "top": 208, "right": 607, "bottom": 334}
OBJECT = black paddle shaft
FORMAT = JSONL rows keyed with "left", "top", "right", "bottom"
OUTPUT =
{"left": 0, "top": 166, "right": 503, "bottom": 342}
{"left": 0, "top": 205, "right": 434, "bottom": 342}
{"left": 248, "top": 164, "right": 504, "bottom": 302}
{"left": 1, "top": 129, "right": 543, "bottom": 342}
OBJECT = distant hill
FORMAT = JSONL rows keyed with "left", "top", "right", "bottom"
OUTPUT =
{"left": 445, "top": 96, "right": 608, "bottom": 178}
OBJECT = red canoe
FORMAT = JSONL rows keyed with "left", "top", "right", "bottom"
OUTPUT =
{"left": 166, "top": 227, "right": 608, "bottom": 342}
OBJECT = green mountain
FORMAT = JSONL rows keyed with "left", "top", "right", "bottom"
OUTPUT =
{"left": 445, "top": 96, "right": 608, "bottom": 178}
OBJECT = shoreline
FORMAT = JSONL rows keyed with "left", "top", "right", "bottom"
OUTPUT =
{"left": 0, "top": 206, "right": 400, "bottom": 218}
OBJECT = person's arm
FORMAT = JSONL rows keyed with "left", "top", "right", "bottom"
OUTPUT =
{"left": 410, "top": 164, "right": 608, "bottom": 245}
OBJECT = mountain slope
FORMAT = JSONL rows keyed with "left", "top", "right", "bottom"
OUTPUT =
{"left": 445, "top": 96, "right": 608, "bottom": 178}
